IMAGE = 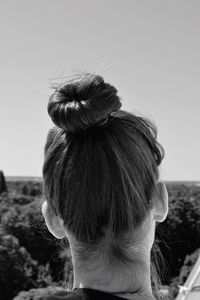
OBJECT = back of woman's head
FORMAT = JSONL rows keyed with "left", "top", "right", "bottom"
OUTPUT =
{"left": 42, "top": 72, "right": 164, "bottom": 263}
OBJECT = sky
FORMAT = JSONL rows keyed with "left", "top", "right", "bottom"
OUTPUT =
{"left": 0, "top": 0, "right": 200, "bottom": 181}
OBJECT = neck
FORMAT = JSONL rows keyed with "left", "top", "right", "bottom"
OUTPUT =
{"left": 71, "top": 251, "right": 153, "bottom": 299}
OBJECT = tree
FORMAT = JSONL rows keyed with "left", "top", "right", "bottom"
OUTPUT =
{"left": 22, "top": 182, "right": 42, "bottom": 197}
{"left": 1, "top": 199, "right": 67, "bottom": 282}
{"left": 168, "top": 248, "right": 200, "bottom": 299}
{"left": 0, "top": 231, "right": 51, "bottom": 300}
{"left": 0, "top": 170, "right": 7, "bottom": 194}
{"left": 157, "top": 184, "right": 200, "bottom": 282}
{"left": 179, "top": 248, "right": 200, "bottom": 285}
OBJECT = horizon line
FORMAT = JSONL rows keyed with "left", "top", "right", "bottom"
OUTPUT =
{"left": 5, "top": 175, "right": 200, "bottom": 183}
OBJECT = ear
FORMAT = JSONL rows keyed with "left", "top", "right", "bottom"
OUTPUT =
{"left": 42, "top": 201, "right": 66, "bottom": 239}
{"left": 151, "top": 182, "right": 169, "bottom": 223}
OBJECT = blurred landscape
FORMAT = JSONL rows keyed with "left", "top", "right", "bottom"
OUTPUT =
{"left": 0, "top": 171, "right": 200, "bottom": 299}
{"left": 6, "top": 176, "right": 43, "bottom": 182}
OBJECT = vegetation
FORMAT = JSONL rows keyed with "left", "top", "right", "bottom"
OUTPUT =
{"left": 168, "top": 248, "right": 200, "bottom": 299}
{"left": 0, "top": 231, "right": 51, "bottom": 300}
{"left": 13, "top": 286, "right": 69, "bottom": 300}
{"left": 0, "top": 176, "right": 200, "bottom": 299}
{"left": 0, "top": 170, "right": 7, "bottom": 194}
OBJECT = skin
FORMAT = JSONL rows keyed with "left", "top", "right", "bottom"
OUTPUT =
{"left": 42, "top": 182, "right": 168, "bottom": 300}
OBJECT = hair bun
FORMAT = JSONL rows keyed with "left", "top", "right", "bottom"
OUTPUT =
{"left": 47, "top": 73, "right": 122, "bottom": 133}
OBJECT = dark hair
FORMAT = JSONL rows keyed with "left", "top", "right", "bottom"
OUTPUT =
{"left": 42, "top": 72, "right": 165, "bottom": 291}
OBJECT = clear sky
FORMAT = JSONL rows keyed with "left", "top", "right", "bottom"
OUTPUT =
{"left": 0, "top": 0, "right": 200, "bottom": 181}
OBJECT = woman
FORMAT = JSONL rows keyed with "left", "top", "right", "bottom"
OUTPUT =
{"left": 42, "top": 72, "right": 168, "bottom": 300}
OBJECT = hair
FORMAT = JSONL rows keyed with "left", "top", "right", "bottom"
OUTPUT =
{"left": 42, "top": 72, "right": 165, "bottom": 294}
